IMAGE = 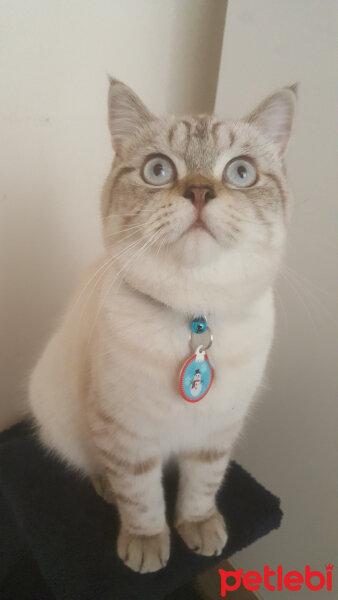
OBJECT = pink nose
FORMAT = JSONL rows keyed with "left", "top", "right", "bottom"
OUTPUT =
{"left": 183, "top": 185, "right": 215, "bottom": 213}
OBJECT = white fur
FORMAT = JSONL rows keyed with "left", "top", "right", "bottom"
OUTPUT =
{"left": 29, "top": 255, "right": 275, "bottom": 471}
{"left": 28, "top": 81, "right": 295, "bottom": 572}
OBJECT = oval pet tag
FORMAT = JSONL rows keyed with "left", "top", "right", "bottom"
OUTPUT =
{"left": 179, "top": 345, "right": 214, "bottom": 403}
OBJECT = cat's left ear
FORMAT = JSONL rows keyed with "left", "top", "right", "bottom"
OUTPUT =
{"left": 107, "top": 77, "right": 155, "bottom": 155}
{"left": 245, "top": 85, "right": 297, "bottom": 156}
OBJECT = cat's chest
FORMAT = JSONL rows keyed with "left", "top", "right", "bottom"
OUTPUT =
{"left": 96, "top": 289, "right": 274, "bottom": 413}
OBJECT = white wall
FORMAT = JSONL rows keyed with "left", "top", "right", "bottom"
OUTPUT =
{"left": 0, "top": 0, "right": 226, "bottom": 429}
{"left": 215, "top": 1, "right": 337, "bottom": 597}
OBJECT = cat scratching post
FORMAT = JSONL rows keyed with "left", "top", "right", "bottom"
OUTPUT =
{"left": 0, "top": 423, "right": 282, "bottom": 600}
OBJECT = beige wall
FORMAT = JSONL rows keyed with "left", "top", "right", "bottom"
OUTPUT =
{"left": 215, "top": 1, "right": 337, "bottom": 597}
{"left": 1, "top": 4, "right": 336, "bottom": 594}
{"left": 0, "top": 0, "right": 226, "bottom": 429}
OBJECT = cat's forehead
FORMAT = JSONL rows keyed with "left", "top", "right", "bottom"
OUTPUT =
{"left": 145, "top": 115, "right": 263, "bottom": 174}
{"left": 165, "top": 116, "right": 222, "bottom": 170}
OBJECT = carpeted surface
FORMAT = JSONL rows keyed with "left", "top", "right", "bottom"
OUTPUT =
{"left": 0, "top": 422, "right": 282, "bottom": 600}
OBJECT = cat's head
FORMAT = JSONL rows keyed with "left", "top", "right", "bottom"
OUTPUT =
{"left": 101, "top": 78, "right": 296, "bottom": 314}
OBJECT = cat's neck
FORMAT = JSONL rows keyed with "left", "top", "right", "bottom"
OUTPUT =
{"left": 104, "top": 246, "right": 280, "bottom": 318}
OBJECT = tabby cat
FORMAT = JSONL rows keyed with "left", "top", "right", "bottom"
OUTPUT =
{"left": 29, "top": 78, "right": 296, "bottom": 572}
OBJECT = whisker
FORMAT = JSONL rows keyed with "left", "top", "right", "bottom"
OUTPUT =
{"left": 281, "top": 265, "right": 338, "bottom": 330}
{"left": 73, "top": 230, "right": 154, "bottom": 322}
{"left": 154, "top": 232, "right": 167, "bottom": 260}
{"left": 85, "top": 228, "right": 164, "bottom": 350}
{"left": 284, "top": 264, "right": 336, "bottom": 299}
{"left": 114, "top": 229, "right": 164, "bottom": 295}
{"left": 279, "top": 269, "right": 319, "bottom": 339}
{"left": 274, "top": 287, "right": 289, "bottom": 338}
{"left": 106, "top": 216, "right": 163, "bottom": 238}
{"left": 108, "top": 207, "right": 156, "bottom": 217}
{"left": 69, "top": 256, "right": 115, "bottom": 318}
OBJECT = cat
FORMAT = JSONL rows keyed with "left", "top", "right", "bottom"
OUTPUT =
{"left": 29, "top": 77, "right": 296, "bottom": 573}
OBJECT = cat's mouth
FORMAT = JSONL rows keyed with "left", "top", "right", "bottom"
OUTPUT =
{"left": 190, "top": 218, "right": 208, "bottom": 231}
{"left": 186, "top": 218, "right": 216, "bottom": 240}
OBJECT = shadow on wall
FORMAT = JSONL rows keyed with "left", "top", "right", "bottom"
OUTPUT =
{"left": 0, "top": 0, "right": 228, "bottom": 430}
{"left": 0, "top": 119, "right": 104, "bottom": 430}
{"left": 167, "top": 0, "right": 227, "bottom": 114}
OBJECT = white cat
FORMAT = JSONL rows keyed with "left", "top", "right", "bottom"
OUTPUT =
{"left": 29, "top": 78, "right": 296, "bottom": 573}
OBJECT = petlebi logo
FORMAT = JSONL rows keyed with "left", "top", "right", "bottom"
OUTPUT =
{"left": 218, "top": 564, "right": 334, "bottom": 596}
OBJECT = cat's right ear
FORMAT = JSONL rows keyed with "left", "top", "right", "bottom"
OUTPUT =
{"left": 107, "top": 77, "right": 155, "bottom": 155}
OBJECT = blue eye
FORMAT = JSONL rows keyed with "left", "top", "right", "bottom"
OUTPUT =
{"left": 224, "top": 157, "right": 257, "bottom": 188}
{"left": 142, "top": 154, "right": 176, "bottom": 186}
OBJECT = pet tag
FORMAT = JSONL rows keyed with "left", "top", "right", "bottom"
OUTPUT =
{"left": 179, "top": 344, "right": 214, "bottom": 403}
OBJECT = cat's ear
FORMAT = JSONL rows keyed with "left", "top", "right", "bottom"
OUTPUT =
{"left": 245, "top": 85, "right": 297, "bottom": 156}
{"left": 107, "top": 77, "right": 155, "bottom": 155}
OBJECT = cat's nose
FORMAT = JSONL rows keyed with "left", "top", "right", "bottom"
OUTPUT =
{"left": 183, "top": 185, "right": 215, "bottom": 211}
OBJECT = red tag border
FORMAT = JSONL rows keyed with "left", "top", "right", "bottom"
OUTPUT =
{"left": 179, "top": 352, "right": 214, "bottom": 403}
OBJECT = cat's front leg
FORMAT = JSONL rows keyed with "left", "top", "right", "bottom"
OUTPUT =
{"left": 90, "top": 414, "right": 169, "bottom": 573}
{"left": 175, "top": 446, "right": 231, "bottom": 556}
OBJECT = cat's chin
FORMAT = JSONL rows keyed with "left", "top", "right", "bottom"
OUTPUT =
{"left": 172, "top": 227, "right": 223, "bottom": 267}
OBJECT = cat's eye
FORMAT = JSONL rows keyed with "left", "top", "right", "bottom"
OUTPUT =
{"left": 223, "top": 157, "right": 257, "bottom": 188}
{"left": 141, "top": 154, "right": 176, "bottom": 186}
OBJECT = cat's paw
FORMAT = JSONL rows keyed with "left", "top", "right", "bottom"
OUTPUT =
{"left": 117, "top": 525, "right": 170, "bottom": 573}
{"left": 176, "top": 511, "right": 227, "bottom": 556}
{"left": 91, "top": 473, "right": 115, "bottom": 504}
